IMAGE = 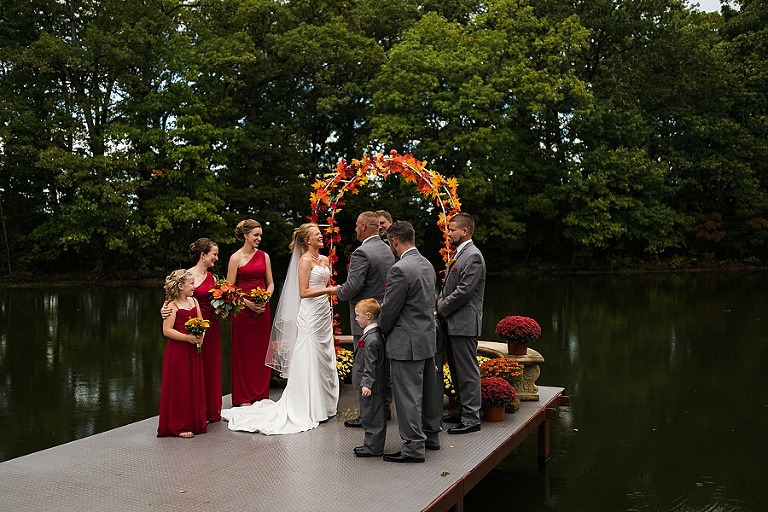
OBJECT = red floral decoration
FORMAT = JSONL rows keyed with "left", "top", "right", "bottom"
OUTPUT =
{"left": 494, "top": 316, "right": 541, "bottom": 343}
{"left": 308, "top": 150, "right": 462, "bottom": 344}
{"left": 480, "top": 377, "right": 517, "bottom": 407}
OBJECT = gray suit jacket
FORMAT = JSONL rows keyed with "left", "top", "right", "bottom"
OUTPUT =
{"left": 352, "top": 326, "right": 388, "bottom": 393}
{"left": 380, "top": 249, "right": 436, "bottom": 361}
{"left": 438, "top": 241, "right": 486, "bottom": 337}
{"left": 337, "top": 236, "right": 395, "bottom": 336}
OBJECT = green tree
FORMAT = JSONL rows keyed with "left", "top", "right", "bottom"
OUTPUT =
{"left": 370, "top": 0, "right": 592, "bottom": 266}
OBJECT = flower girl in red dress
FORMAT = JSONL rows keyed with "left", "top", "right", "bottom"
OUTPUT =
{"left": 157, "top": 269, "right": 208, "bottom": 438}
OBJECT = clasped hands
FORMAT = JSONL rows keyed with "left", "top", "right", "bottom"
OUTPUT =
{"left": 244, "top": 298, "right": 267, "bottom": 315}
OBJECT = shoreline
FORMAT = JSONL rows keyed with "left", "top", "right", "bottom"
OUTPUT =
{"left": 2, "top": 263, "right": 767, "bottom": 287}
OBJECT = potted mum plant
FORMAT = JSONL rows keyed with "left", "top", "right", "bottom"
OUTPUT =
{"left": 480, "top": 377, "right": 517, "bottom": 422}
{"left": 480, "top": 357, "right": 524, "bottom": 412}
{"left": 494, "top": 315, "right": 541, "bottom": 355}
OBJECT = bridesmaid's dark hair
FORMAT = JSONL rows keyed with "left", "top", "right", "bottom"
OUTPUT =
{"left": 234, "top": 219, "right": 261, "bottom": 240}
{"left": 189, "top": 238, "right": 218, "bottom": 262}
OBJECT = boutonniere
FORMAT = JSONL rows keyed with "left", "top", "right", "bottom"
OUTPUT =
{"left": 358, "top": 339, "right": 365, "bottom": 348}
{"left": 451, "top": 267, "right": 458, "bottom": 273}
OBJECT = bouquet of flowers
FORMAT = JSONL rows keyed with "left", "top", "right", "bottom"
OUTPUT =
{"left": 209, "top": 279, "right": 245, "bottom": 318}
{"left": 249, "top": 287, "right": 271, "bottom": 304}
{"left": 480, "top": 357, "right": 524, "bottom": 388}
{"left": 480, "top": 376, "right": 517, "bottom": 407}
{"left": 494, "top": 316, "right": 541, "bottom": 343}
{"left": 443, "top": 356, "right": 490, "bottom": 397}
{"left": 184, "top": 317, "right": 210, "bottom": 353}
{"left": 336, "top": 347, "right": 354, "bottom": 381}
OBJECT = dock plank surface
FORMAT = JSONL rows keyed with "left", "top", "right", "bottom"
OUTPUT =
{"left": 0, "top": 385, "right": 565, "bottom": 512}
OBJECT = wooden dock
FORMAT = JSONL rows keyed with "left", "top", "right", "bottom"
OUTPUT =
{"left": 0, "top": 385, "right": 567, "bottom": 512}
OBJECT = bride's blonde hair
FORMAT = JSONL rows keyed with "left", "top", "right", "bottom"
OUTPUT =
{"left": 289, "top": 223, "right": 318, "bottom": 252}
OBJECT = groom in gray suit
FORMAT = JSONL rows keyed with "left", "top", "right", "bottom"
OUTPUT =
{"left": 337, "top": 211, "right": 395, "bottom": 345}
{"left": 337, "top": 211, "right": 395, "bottom": 428}
{"left": 379, "top": 221, "right": 442, "bottom": 463}
{"left": 437, "top": 212, "right": 486, "bottom": 434}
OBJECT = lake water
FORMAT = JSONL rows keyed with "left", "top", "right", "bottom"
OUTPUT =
{"left": 1, "top": 273, "right": 766, "bottom": 511}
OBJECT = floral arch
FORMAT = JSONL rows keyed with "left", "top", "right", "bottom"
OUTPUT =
{"left": 308, "top": 150, "right": 462, "bottom": 274}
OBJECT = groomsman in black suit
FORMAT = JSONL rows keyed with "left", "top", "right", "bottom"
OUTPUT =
{"left": 380, "top": 221, "right": 442, "bottom": 462}
{"left": 437, "top": 213, "right": 486, "bottom": 434}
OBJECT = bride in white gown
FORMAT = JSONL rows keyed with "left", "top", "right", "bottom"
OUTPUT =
{"left": 221, "top": 223, "right": 339, "bottom": 434}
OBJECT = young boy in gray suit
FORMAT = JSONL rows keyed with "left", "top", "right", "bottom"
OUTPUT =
{"left": 352, "top": 298, "right": 389, "bottom": 457}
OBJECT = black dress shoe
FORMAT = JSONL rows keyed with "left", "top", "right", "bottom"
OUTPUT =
{"left": 354, "top": 446, "right": 381, "bottom": 457}
{"left": 442, "top": 413, "right": 461, "bottom": 423}
{"left": 344, "top": 418, "right": 363, "bottom": 428}
{"left": 447, "top": 422, "right": 481, "bottom": 435}
{"left": 383, "top": 451, "right": 425, "bottom": 463}
{"left": 425, "top": 442, "right": 440, "bottom": 451}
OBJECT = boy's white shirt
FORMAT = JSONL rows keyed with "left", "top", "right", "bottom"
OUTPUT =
{"left": 362, "top": 322, "right": 379, "bottom": 335}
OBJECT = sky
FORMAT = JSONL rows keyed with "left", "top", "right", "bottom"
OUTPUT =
{"left": 689, "top": 0, "right": 727, "bottom": 11}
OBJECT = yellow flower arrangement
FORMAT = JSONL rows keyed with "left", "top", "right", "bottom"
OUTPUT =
{"left": 335, "top": 347, "right": 354, "bottom": 381}
{"left": 443, "top": 356, "right": 490, "bottom": 396}
{"left": 184, "top": 317, "right": 210, "bottom": 353}
{"left": 249, "top": 287, "right": 271, "bottom": 304}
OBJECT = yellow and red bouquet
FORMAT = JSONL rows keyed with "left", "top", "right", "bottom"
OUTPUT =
{"left": 184, "top": 317, "right": 210, "bottom": 353}
{"left": 249, "top": 287, "right": 271, "bottom": 304}
{"left": 209, "top": 279, "right": 245, "bottom": 318}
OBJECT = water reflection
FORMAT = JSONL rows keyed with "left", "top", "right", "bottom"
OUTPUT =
{"left": 1, "top": 275, "right": 767, "bottom": 511}
{"left": 0, "top": 287, "right": 180, "bottom": 461}
{"left": 468, "top": 273, "right": 768, "bottom": 512}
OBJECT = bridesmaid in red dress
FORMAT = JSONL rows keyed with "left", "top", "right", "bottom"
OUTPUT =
{"left": 188, "top": 238, "right": 223, "bottom": 422}
{"left": 157, "top": 269, "right": 208, "bottom": 438}
{"left": 227, "top": 219, "right": 275, "bottom": 406}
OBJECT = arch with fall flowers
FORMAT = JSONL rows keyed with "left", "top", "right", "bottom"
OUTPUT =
{"left": 308, "top": 150, "right": 462, "bottom": 275}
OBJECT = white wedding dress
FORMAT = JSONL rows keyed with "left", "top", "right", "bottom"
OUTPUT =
{"left": 221, "top": 265, "right": 339, "bottom": 434}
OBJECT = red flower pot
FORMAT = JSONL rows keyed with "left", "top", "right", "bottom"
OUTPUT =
{"left": 507, "top": 340, "right": 528, "bottom": 355}
{"left": 482, "top": 405, "right": 505, "bottom": 422}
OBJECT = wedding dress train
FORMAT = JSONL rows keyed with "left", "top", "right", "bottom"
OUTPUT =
{"left": 221, "top": 265, "right": 339, "bottom": 434}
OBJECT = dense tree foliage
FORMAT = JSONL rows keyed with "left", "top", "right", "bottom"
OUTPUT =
{"left": 0, "top": 0, "right": 765, "bottom": 277}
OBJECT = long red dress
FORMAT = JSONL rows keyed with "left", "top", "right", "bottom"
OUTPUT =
{"left": 195, "top": 272, "right": 222, "bottom": 422}
{"left": 231, "top": 250, "right": 272, "bottom": 405}
{"left": 157, "top": 304, "right": 208, "bottom": 437}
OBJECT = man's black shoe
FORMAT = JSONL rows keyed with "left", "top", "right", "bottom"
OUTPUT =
{"left": 447, "top": 422, "right": 481, "bottom": 435}
{"left": 344, "top": 418, "right": 363, "bottom": 428}
{"left": 442, "top": 413, "right": 461, "bottom": 424}
{"left": 383, "top": 451, "right": 425, "bottom": 463}
{"left": 354, "top": 446, "right": 381, "bottom": 457}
